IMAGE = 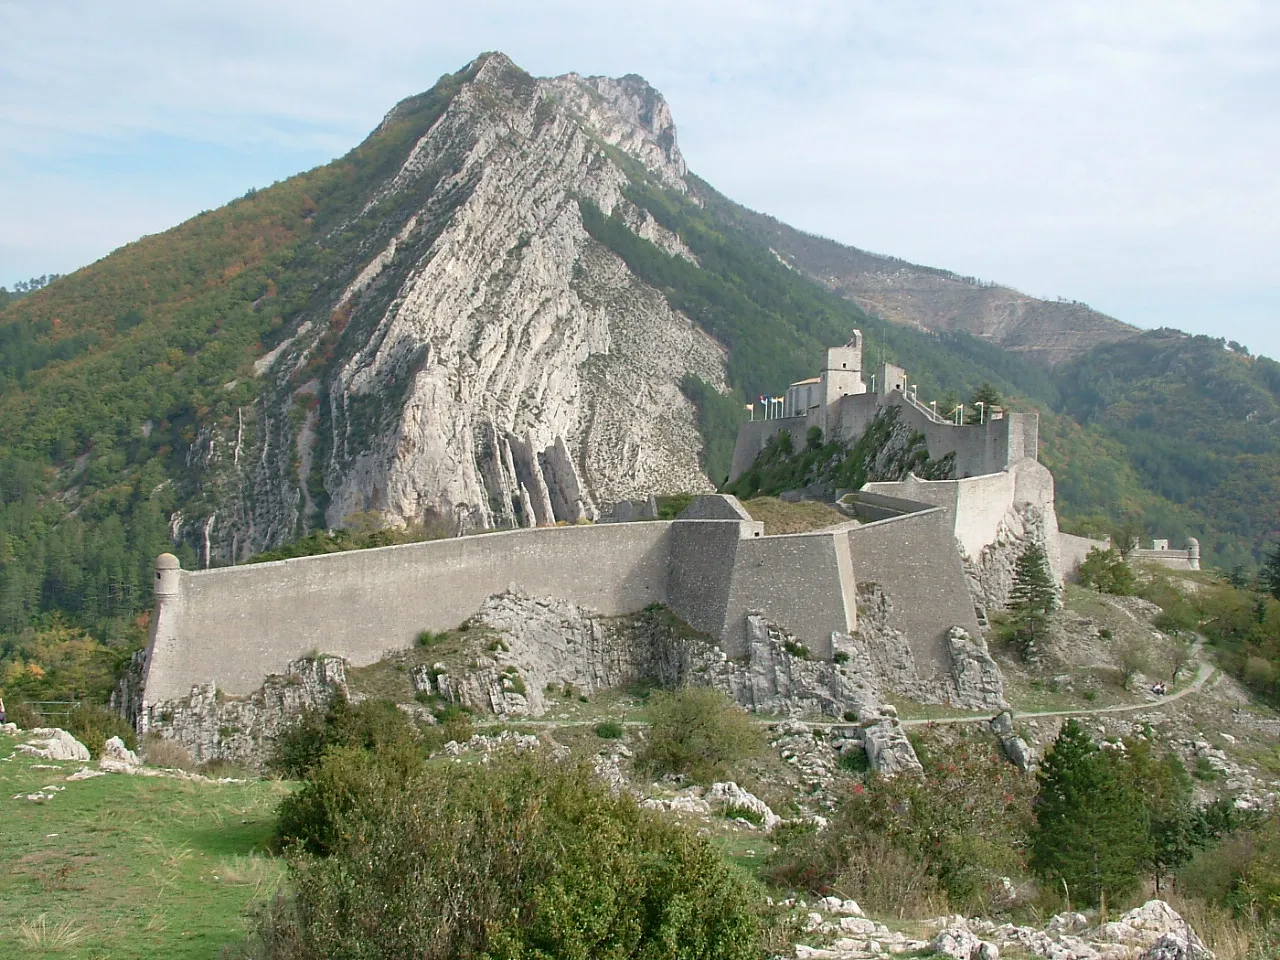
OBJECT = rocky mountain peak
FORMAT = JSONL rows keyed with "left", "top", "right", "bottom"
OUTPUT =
{"left": 202, "top": 53, "right": 722, "bottom": 558}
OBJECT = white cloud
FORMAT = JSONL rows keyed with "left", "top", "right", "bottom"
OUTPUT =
{"left": 1, "top": 0, "right": 1276, "bottom": 356}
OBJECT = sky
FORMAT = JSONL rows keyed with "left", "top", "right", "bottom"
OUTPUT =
{"left": 2, "top": 0, "right": 1277, "bottom": 358}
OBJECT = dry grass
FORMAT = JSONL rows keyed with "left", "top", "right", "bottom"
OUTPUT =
{"left": 1165, "top": 892, "right": 1256, "bottom": 960}
{"left": 142, "top": 734, "right": 195, "bottom": 770}
{"left": 741, "top": 497, "right": 851, "bottom": 535}
{"left": 15, "top": 913, "right": 89, "bottom": 950}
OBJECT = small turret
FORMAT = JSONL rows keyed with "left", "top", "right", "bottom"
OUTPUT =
{"left": 155, "top": 553, "right": 181, "bottom": 600}
{"left": 1186, "top": 537, "right": 1201, "bottom": 571}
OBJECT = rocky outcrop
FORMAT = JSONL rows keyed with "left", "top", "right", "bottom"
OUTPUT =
{"left": 142, "top": 657, "right": 348, "bottom": 765}
{"left": 193, "top": 53, "right": 731, "bottom": 560}
{"left": 16, "top": 728, "right": 90, "bottom": 763}
{"left": 967, "top": 500, "right": 1063, "bottom": 614}
{"left": 861, "top": 717, "right": 924, "bottom": 777}
{"left": 424, "top": 593, "right": 889, "bottom": 722}
{"left": 948, "top": 628, "right": 1008, "bottom": 710}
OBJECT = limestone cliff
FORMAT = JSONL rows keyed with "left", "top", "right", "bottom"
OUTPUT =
{"left": 194, "top": 53, "right": 727, "bottom": 559}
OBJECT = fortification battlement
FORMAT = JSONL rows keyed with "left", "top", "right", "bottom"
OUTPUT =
{"left": 732, "top": 329, "right": 1039, "bottom": 483}
{"left": 139, "top": 494, "right": 984, "bottom": 712}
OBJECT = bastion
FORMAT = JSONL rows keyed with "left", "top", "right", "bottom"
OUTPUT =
{"left": 139, "top": 489, "right": 988, "bottom": 715}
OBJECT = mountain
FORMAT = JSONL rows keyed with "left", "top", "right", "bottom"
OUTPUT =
{"left": 0, "top": 51, "right": 1277, "bottom": 644}
{"left": 713, "top": 202, "right": 1140, "bottom": 366}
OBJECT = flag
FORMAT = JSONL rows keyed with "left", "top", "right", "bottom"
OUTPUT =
{"left": 743, "top": 404, "right": 754, "bottom": 412}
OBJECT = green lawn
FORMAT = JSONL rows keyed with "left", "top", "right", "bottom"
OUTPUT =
{"left": 0, "top": 733, "right": 289, "bottom": 959}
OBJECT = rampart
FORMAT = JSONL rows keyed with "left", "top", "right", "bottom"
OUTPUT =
{"left": 140, "top": 492, "right": 986, "bottom": 709}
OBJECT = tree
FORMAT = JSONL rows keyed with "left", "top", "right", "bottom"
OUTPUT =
{"left": 640, "top": 686, "right": 763, "bottom": 783}
{"left": 1261, "top": 542, "right": 1280, "bottom": 601}
{"left": 1113, "top": 518, "right": 1146, "bottom": 561}
{"left": 967, "top": 383, "right": 1003, "bottom": 423}
{"left": 1031, "top": 720, "right": 1152, "bottom": 906}
{"left": 1117, "top": 640, "right": 1147, "bottom": 691}
{"left": 1077, "top": 547, "right": 1135, "bottom": 596}
{"left": 1167, "top": 641, "right": 1193, "bottom": 682}
{"left": 1009, "top": 542, "right": 1057, "bottom": 659}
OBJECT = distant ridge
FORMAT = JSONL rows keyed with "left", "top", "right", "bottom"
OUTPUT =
{"left": 706, "top": 194, "right": 1140, "bottom": 367}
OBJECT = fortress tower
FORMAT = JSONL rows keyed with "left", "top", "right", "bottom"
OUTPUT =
{"left": 820, "top": 330, "right": 867, "bottom": 432}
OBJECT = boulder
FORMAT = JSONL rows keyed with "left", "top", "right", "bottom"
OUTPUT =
{"left": 16, "top": 728, "right": 90, "bottom": 763}
{"left": 1138, "top": 933, "right": 1213, "bottom": 960}
{"left": 100, "top": 735, "right": 141, "bottom": 770}
{"left": 933, "top": 924, "right": 999, "bottom": 960}
{"left": 707, "top": 781, "right": 781, "bottom": 830}
{"left": 862, "top": 718, "right": 923, "bottom": 777}
{"left": 1002, "top": 736, "right": 1035, "bottom": 772}
{"left": 0, "top": 722, "right": 18, "bottom": 736}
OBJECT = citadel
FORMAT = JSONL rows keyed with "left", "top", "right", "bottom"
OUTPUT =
{"left": 133, "top": 330, "right": 1197, "bottom": 757}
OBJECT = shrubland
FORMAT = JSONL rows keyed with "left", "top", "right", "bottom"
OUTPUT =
{"left": 247, "top": 742, "right": 776, "bottom": 960}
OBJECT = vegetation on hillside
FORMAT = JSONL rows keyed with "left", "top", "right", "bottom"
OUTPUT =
{"left": 723, "top": 408, "right": 954, "bottom": 501}
{"left": 249, "top": 740, "right": 773, "bottom": 960}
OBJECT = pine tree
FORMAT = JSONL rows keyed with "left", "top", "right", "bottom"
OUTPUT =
{"left": 1031, "top": 720, "right": 1151, "bottom": 906}
{"left": 1009, "top": 541, "right": 1056, "bottom": 659}
{"left": 1261, "top": 542, "right": 1280, "bottom": 601}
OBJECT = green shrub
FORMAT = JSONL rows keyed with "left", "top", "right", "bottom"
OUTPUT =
{"left": 723, "top": 803, "right": 764, "bottom": 825}
{"left": 6, "top": 701, "right": 41, "bottom": 730}
{"left": 1078, "top": 547, "right": 1136, "bottom": 596}
{"left": 65, "top": 703, "right": 136, "bottom": 758}
{"left": 433, "top": 703, "right": 473, "bottom": 745}
{"left": 416, "top": 629, "right": 448, "bottom": 648}
{"left": 250, "top": 755, "right": 773, "bottom": 959}
{"left": 640, "top": 687, "right": 763, "bottom": 784}
{"left": 268, "top": 696, "right": 418, "bottom": 778}
{"left": 1179, "top": 814, "right": 1280, "bottom": 922}
{"left": 768, "top": 729, "right": 1034, "bottom": 916}
{"left": 595, "top": 720, "right": 625, "bottom": 740}
{"left": 275, "top": 741, "right": 425, "bottom": 855}
{"left": 832, "top": 651, "right": 850, "bottom": 665}
{"left": 783, "top": 640, "right": 810, "bottom": 659}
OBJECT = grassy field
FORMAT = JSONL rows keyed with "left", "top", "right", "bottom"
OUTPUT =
{"left": 0, "top": 733, "right": 288, "bottom": 959}
{"left": 740, "top": 497, "right": 851, "bottom": 535}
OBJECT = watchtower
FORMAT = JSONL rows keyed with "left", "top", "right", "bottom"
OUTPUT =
{"left": 824, "top": 331, "right": 866, "bottom": 402}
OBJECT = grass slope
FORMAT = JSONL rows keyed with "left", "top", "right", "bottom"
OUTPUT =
{"left": 0, "top": 735, "right": 287, "bottom": 959}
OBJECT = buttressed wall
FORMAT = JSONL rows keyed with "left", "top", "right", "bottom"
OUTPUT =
{"left": 146, "top": 496, "right": 951, "bottom": 708}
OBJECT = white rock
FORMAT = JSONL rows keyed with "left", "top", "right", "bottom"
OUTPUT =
{"left": 1099, "top": 900, "right": 1203, "bottom": 950}
{"left": 933, "top": 925, "right": 998, "bottom": 960}
{"left": 0, "top": 722, "right": 18, "bottom": 736}
{"left": 707, "top": 781, "right": 782, "bottom": 829}
{"left": 101, "top": 736, "right": 140, "bottom": 767}
{"left": 16, "top": 728, "right": 90, "bottom": 763}
{"left": 1138, "top": 933, "right": 1213, "bottom": 960}
{"left": 839, "top": 917, "right": 877, "bottom": 935}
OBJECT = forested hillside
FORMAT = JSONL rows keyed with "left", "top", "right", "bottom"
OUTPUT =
{"left": 1052, "top": 331, "right": 1280, "bottom": 568}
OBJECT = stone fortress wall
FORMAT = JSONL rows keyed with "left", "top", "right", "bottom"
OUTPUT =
{"left": 140, "top": 488, "right": 987, "bottom": 713}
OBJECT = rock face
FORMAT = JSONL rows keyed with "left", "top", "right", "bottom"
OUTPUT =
{"left": 196, "top": 53, "right": 730, "bottom": 559}
{"left": 142, "top": 657, "right": 348, "bottom": 764}
{"left": 947, "top": 627, "right": 1008, "bottom": 710}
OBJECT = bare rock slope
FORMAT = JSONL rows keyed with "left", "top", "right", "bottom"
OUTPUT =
{"left": 205, "top": 54, "right": 728, "bottom": 557}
